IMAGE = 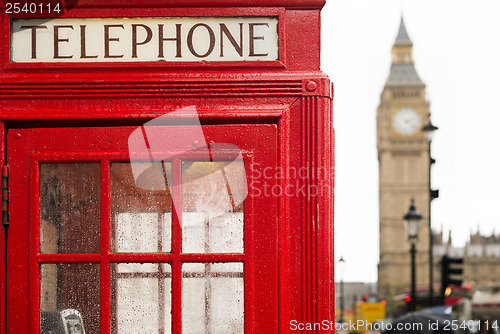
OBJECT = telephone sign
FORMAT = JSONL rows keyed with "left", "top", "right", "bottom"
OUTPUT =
{"left": 11, "top": 17, "right": 279, "bottom": 62}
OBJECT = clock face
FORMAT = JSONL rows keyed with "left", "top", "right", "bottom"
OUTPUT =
{"left": 392, "top": 108, "right": 420, "bottom": 135}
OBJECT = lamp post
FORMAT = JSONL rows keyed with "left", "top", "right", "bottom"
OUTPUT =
{"left": 422, "top": 121, "right": 438, "bottom": 306}
{"left": 338, "top": 256, "right": 346, "bottom": 323}
{"left": 404, "top": 199, "right": 422, "bottom": 312}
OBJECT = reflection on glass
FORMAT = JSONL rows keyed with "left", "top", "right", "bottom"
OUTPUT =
{"left": 40, "top": 263, "right": 100, "bottom": 334}
{"left": 182, "top": 262, "right": 244, "bottom": 334}
{"left": 111, "top": 263, "right": 171, "bottom": 334}
{"left": 111, "top": 163, "right": 172, "bottom": 253}
{"left": 182, "top": 161, "right": 245, "bottom": 253}
{"left": 40, "top": 164, "right": 100, "bottom": 254}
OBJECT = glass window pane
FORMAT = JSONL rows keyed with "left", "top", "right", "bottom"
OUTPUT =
{"left": 182, "top": 212, "right": 243, "bottom": 253}
{"left": 40, "top": 163, "right": 100, "bottom": 254}
{"left": 111, "top": 163, "right": 172, "bottom": 253}
{"left": 182, "top": 263, "right": 244, "bottom": 334}
{"left": 182, "top": 161, "right": 245, "bottom": 253}
{"left": 114, "top": 212, "right": 171, "bottom": 253}
{"left": 40, "top": 263, "right": 100, "bottom": 334}
{"left": 111, "top": 263, "right": 171, "bottom": 334}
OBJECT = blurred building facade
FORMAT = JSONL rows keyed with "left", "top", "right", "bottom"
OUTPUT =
{"left": 377, "top": 18, "right": 500, "bottom": 310}
{"left": 376, "top": 17, "right": 434, "bottom": 307}
{"left": 434, "top": 231, "right": 500, "bottom": 289}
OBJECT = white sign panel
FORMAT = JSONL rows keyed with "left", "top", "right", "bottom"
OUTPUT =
{"left": 11, "top": 17, "right": 279, "bottom": 63}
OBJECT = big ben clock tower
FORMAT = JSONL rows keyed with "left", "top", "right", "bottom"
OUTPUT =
{"left": 377, "top": 18, "right": 432, "bottom": 304}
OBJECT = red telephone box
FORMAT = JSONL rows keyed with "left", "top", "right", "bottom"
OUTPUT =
{"left": 0, "top": 0, "right": 334, "bottom": 333}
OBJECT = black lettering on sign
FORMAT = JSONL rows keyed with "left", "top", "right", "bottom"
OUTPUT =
{"left": 219, "top": 23, "right": 243, "bottom": 57}
{"left": 158, "top": 23, "right": 182, "bottom": 58}
{"left": 131, "top": 24, "right": 153, "bottom": 58}
{"left": 80, "top": 25, "right": 98, "bottom": 59}
{"left": 53, "top": 25, "right": 73, "bottom": 59}
{"left": 104, "top": 24, "right": 124, "bottom": 58}
{"left": 20, "top": 25, "right": 47, "bottom": 59}
{"left": 249, "top": 22, "right": 269, "bottom": 57}
{"left": 187, "top": 23, "right": 215, "bottom": 58}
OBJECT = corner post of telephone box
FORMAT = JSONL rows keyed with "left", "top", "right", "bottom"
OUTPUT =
{"left": 300, "top": 77, "right": 335, "bottom": 326}
{"left": 0, "top": 119, "right": 6, "bottom": 334}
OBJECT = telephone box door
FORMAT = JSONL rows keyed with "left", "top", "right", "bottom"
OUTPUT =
{"left": 6, "top": 124, "right": 278, "bottom": 333}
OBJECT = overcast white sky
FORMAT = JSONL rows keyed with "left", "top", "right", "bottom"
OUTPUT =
{"left": 322, "top": 0, "right": 500, "bottom": 283}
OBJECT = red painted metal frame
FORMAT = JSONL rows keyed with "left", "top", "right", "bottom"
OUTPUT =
{"left": 0, "top": 0, "right": 334, "bottom": 333}
{"left": 0, "top": 122, "right": 5, "bottom": 334}
{"left": 7, "top": 125, "right": 278, "bottom": 333}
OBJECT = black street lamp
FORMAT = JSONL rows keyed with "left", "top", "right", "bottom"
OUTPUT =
{"left": 403, "top": 199, "right": 422, "bottom": 312}
{"left": 337, "top": 256, "right": 346, "bottom": 323}
{"left": 422, "top": 120, "right": 438, "bottom": 306}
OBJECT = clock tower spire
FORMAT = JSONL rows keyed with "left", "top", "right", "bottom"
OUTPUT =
{"left": 386, "top": 17, "right": 423, "bottom": 87}
{"left": 377, "top": 17, "right": 433, "bottom": 308}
